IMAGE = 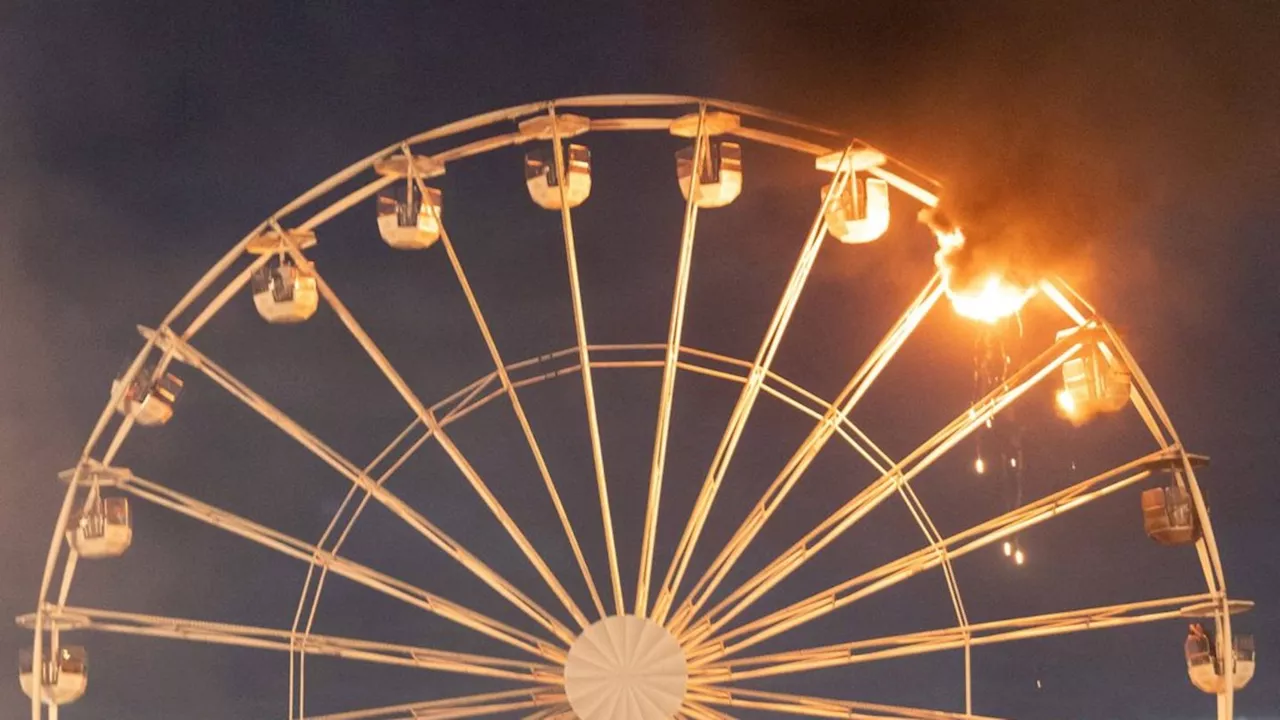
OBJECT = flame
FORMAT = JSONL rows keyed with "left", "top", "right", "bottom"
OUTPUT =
{"left": 932, "top": 227, "right": 1036, "bottom": 323}
{"left": 1055, "top": 388, "right": 1077, "bottom": 415}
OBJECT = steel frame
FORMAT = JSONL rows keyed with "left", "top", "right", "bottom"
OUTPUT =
{"left": 24, "top": 95, "right": 1244, "bottom": 720}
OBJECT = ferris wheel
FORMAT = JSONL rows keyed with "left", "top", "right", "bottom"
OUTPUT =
{"left": 21, "top": 95, "right": 1256, "bottom": 720}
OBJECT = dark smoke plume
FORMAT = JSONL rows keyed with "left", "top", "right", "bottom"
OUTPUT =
{"left": 706, "top": 0, "right": 1279, "bottom": 293}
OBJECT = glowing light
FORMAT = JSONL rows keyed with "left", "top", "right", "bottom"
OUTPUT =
{"left": 1056, "top": 388, "right": 1079, "bottom": 416}
{"left": 1014, "top": 548, "right": 1026, "bottom": 565}
{"left": 974, "top": 457, "right": 986, "bottom": 475}
{"left": 947, "top": 274, "right": 1037, "bottom": 324}
{"left": 932, "top": 228, "right": 1036, "bottom": 323}
{"left": 1009, "top": 457, "right": 1018, "bottom": 469}
{"left": 1002, "top": 541, "right": 1013, "bottom": 557}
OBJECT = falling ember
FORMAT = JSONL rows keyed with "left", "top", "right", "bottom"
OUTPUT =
{"left": 924, "top": 212, "right": 1037, "bottom": 323}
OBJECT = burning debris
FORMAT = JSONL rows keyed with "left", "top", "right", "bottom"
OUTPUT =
{"left": 921, "top": 206, "right": 1037, "bottom": 324}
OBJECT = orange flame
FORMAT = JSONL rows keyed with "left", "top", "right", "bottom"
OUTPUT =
{"left": 933, "top": 228, "right": 1035, "bottom": 323}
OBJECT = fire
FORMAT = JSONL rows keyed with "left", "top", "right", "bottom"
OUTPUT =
{"left": 1055, "top": 388, "right": 1078, "bottom": 416}
{"left": 947, "top": 273, "right": 1037, "bottom": 324}
{"left": 932, "top": 226, "right": 1036, "bottom": 324}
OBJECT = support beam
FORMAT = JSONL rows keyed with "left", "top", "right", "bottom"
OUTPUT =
{"left": 548, "top": 105, "right": 625, "bottom": 613}
{"left": 78, "top": 462, "right": 562, "bottom": 662}
{"left": 689, "top": 687, "right": 1001, "bottom": 720}
{"left": 690, "top": 447, "right": 1182, "bottom": 660}
{"left": 273, "top": 226, "right": 589, "bottom": 633}
{"left": 145, "top": 327, "right": 576, "bottom": 645}
{"left": 651, "top": 141, "right": 860, "bottom": 625}
{"left": 415, "top": 163, "right": 605, "bottom": 623}
{"left": 692, "top": 594, "right": 1215, "bottom": 683}
{"left": 22, "top": 604, "right": 558, "bottom": 684}
{"left": 293, "top": 381, "right": 490, "bottom": 719}
{"left": 667, "top": 275, "right": 943, "bottom": 635}
{"left": 306, "top": 688, "right": 564, "bottom": 720}
{"left": 636, "top": 104, "right": 708, "bottom": 616}
{"left": 680, "top": 329, "right": 1087, "bottom": 646}
{"left": 681, "top": 700, "right": 737, "bottom": 720}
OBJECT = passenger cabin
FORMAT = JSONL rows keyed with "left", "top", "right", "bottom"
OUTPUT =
{"left": 525, "top": 144, "right": 592, "bottom": 210}
{"left": 823, "top": 175, "right": 891, "bottom": 244}
{"left": 1186, "top": 630, "right": 1255, "bottom": 693}
{"left": 251, "top": 258, "right": 319, "bottom": 324}
{"left": 1055, "top": 336, "right": 1131, "bottom": 421}
{"left": 112, "top": 367, "right": 182, "bottom": 426}
{"left": 19, "top": 646, "right": 87, "bottom": 705}
{"left": 1142, "top": 483, "right": 1200, "bottom": 546}
{"left": 675, "top": 140, "right": 742, "bottom": 208}
{"left": 66, "top": 497, "right": 132, "bottom": 558}
{"left": 376, "top": 183, "right": 442, "bottom": 250}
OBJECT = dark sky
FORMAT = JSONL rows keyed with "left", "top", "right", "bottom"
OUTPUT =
{"left": 1, "top": 2, "right": 1277, "bottom": 719}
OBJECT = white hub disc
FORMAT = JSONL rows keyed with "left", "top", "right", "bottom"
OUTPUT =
{"left": 565, "top": 615, "right": 688, "bottom": 720}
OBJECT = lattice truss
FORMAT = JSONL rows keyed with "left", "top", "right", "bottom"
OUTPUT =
{"left": 21, "top": 96, "right": 1251, "bottom": 720}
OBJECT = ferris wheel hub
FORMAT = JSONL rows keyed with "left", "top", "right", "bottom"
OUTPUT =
{"left": 564, "top": 614, "right": 688, "bottom": 720}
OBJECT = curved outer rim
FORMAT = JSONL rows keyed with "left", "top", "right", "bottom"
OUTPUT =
{"left": 28, "top": 94, "right": 1239, "bottom": 720}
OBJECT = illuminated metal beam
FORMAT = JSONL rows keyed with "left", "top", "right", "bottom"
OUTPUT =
{"left": 270, "top": 227, "right": 587, "bottom": 636}
{"left": 688, "top": 687, "right": 1001, "bottom": 720}
{"left": 549, "top": 105, "right": 625, "bottom": 614}
{"left": 145, "top": 326, "right": 575, "bottom": 646}
{"left": 636, "top": 104, "right": 709, "bottom": 616}
{"left": 21, "top": 604, "right": 557, "bottom": 684}
{"left": 522, "top": 705, "right": 572, "bottom": 720}
{"left": 679, "top": 329, "right": 1088, "bottom": 646}
{"left": 681, "top": 700, "right": 737, "bottom": 720}
{"left": 688, "top": 448, "right": 1181, "bottom": 661}
{"left": 667, "top": 275, "right": 943, "bottom": 635}
{"left": 651, "top": 141, "right": 860, "bottom": 625}
{"left": 65, "top": 462, "right": 561, "bottom": 662}
{"left": 292, "top": 378, "right": 494, "bottom": 719}
{"left": 306, "top": 688, "right": 564, "bottom": 720}
{"left": 691, "top": 594, "right": 1216, "bottom": 684}
{"left": 411, "top": 162, "right": 604, "bottom": 624}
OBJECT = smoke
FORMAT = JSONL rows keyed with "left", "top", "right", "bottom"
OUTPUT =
{"left": 707, "top": 0, "right": 1279, "bottom": 293}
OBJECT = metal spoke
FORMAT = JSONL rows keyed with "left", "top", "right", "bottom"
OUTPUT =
{"left": 21, "top": 605, "right": 557, "bottom": 684}
{"left": 678, "top": 328, "right": 1089, "bottom": 647}
{"left": 692, "top": 594, "right": 1216, "bottom": 683}
{"left": 522, "top": 705, "right": 573, "bottom": 720}
{"left": 410, "top": 161, "right": 604, "bottom": 624}
{"left": 667, "top": 274, "right": 943, "bottom": 635}
{"left": 548, "top": 105, "right": 625, "bottom": 614}
{"left": 144, "top": 326, "right": 575, "bottom": 645}
{"left": 688, "top": 687, "right": 1003, "bottom": 720}
{"left": 688, "top": 447, "right": 1183, "bottom": 661}
{"left": 66, "top": 462, "right": 561, "bottom": 660}
{"left": 681, "top": 700, "right": 737, "bottom": 720}
{"left": 651, "top": 141, "right": 860, "bottom": 625}
{"left": 293, "top": 378, "right": 493, "bottom": 719}
{"left": 636, "top": 103, "right": 708, "bottom": 616}
{"left": 271, "top": 226, "right": 588, "bottom": 635}
{"left": 306, "top": 688, "right": 564, "bottom": 720}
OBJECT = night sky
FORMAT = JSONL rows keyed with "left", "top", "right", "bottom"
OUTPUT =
{"left": 1, "top": 2, "right": 1277, "bottom": 719}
